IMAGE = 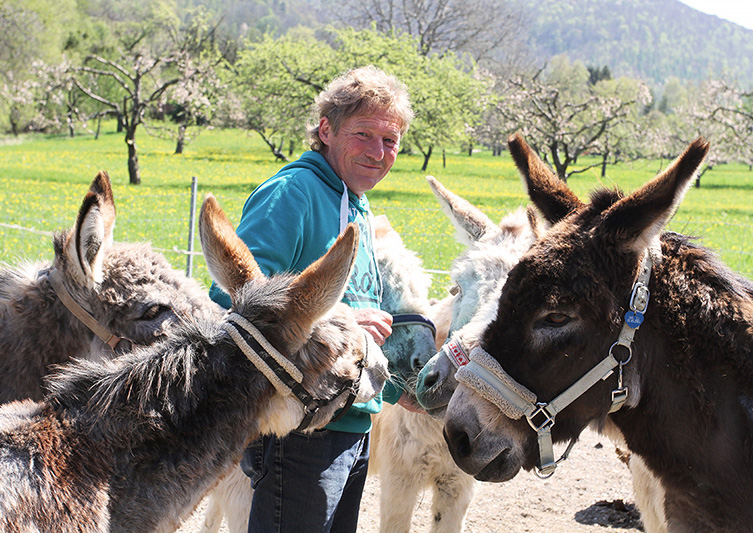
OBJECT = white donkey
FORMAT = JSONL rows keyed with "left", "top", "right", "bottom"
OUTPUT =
{"left": 0, "top": 195, "right": 389, "bottom": 532}
{"left": 379, "top": 176, "right": 535, "bottom": 533}
{"left": 0, "top": 171, "right": 220, "bottom": 403}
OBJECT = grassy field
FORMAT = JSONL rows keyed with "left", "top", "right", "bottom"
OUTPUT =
{"left": 2, "top": 123, "right": 753, "bottom": 298}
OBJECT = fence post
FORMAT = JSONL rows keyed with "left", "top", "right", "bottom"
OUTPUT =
{"left": 186, "top": 176, "right": 198, "bottom": 277}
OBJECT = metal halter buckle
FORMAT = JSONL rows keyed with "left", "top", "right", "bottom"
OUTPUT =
{"left": 629, "top": 282, "right": 650, "bottom": 313}
{"left": 527, "top": 403, "right": 555, "bottom": 432}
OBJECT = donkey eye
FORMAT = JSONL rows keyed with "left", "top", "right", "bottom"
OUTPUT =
{"left": 140, "top": 304, "right": 168, "bottom": 321}
{"left": 545, "top": 313, "right": 570, "bottom": 326}
{"left": 449, "top": 284, "right": 462, "bottom": 296}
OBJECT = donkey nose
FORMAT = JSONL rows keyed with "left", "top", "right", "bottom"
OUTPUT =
{"left": 420, "top": 367, "right": 440, "bottom": 391}
{"left": 443, "top": 418, "right": 473, "bottom": 462}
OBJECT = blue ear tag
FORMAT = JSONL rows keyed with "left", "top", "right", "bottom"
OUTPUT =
{"left": 625, "top": 311, "right": 644, "bottom": 329}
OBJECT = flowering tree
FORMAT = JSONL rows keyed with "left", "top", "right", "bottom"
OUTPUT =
{"left": 73, "top": 6, "right": 222, "bottom": 183}
{"left": 75, "top": 51, "right": 184, "bottom": 184}
{"left": 144, "top": 11, "right": 226, "bottom": 155}
{"left": 0, "top": 0, "right": 77, "bottom": 134}
{"left": 0, "top": 71, "right": 39, "bottom": 136}
{"left": 494, "top": 55, "right": 651, "bottom": 181}
{"left": 703, "top": 80, "right": 753, "bottom": 169}
{"left": 655, "top": 79, "right": 750, "bottom": 185}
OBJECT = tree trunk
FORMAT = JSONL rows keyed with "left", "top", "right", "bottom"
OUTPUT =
{"left": 601, "top": 151, "right": 609, "bottom": 178}
{"left": 421, "top": 145, "right": 433, "bottom": 172}
{"left": 549, "top": 144, "right": 569, "bottom": 182}
{"left": 175, "top": 124, "right": 186, "bottom": 154}
{"left": 695, "top": 165, "right": 712, "bottom": 187}
{"left": 126, "top": 128, "right": 140, "bottom": 185}
{"left": 95, "top": 114, "right": 102, "bottom": 140}
{"left": 289, "top": 139, "right": 295, "bottom": 157}
{"left": 467, "top": 143, "right": 473, "bottom": 156}
{"left": 443, "top": 148, "right": 446, "bottom": 168}
{"left": 255, "top": 129, "right": 288, "bottom": 162}
{"left": 67, "top": 103, "right": 75, "bottom": 137}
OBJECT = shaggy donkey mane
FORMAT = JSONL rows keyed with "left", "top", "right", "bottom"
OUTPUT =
{"left": 44, "top": 273, "right": 360, "bottom": 444}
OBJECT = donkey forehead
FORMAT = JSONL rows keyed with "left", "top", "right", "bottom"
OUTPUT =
{"left": 453, "top": 243, "right": 519, "bottom": 289}
{"left": 102, "top": 246, "right": 175, "bottom": 284}
{"left": 504, "top": 242, "right": 609, "bottom": 306}
{"left": 99, "top": 246, "right": 203, "bottom": 302}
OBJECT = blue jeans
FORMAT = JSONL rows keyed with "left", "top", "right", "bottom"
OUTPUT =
{"left": 243, "top": 429, "right": 370, "bottom": 533}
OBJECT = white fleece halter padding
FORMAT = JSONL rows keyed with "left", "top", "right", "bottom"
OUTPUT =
{"left": 456, "top": 347, "right": 537, "bottom": 419}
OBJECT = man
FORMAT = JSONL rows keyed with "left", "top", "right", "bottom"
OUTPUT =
{"left": 209, "top": 65, "right": 414, "bottom": 532}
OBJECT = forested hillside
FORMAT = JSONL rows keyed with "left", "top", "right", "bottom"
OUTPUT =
{"left": 513, "top": 0, "right": 753, "bottom": 87}
{"left": 177, "top": 0, "right": 753, "bottom": 88}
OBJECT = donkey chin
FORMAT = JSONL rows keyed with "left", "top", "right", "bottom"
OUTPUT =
{"left": 443, "top": 384, "right": 531, "bottom": 482}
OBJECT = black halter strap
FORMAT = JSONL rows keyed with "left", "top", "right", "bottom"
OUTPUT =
{"left": 392, "top": 313, "right": 437, "bottom": 337}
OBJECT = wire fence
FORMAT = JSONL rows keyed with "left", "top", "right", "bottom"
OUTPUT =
{"left": 0, "top": 194, "right": 460, "bottom": 297}
{"left": 3, "top": 188, "right": 753, "bottom": 298}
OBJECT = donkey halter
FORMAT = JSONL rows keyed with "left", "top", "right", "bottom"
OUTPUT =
{"left": 392, "top": 313, "right": 437, "bottom": 338}
{"left": 46, "top": 268, "right": 135, "bottom": 353}
{"left": 455, "top": 253, "right": 653, "bottom": 478}
{"left": 222, "top": 312, "right": 363, "bottom": 432}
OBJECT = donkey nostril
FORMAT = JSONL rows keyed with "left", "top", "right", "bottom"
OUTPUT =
{"left": 411, "top": 356, "right": 422, "bottom": 371}
{"left": 422, "top": 369, "right": 439, "bottom": 390}
{"left": 444, "top": 422, "right": 472, "bottom": 459}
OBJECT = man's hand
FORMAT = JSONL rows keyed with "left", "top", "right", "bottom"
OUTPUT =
{"left": 397, "top": 392, "right": 426, "bottom": 414}
{"left": 353, "top": 308, "right": 392, "bottom": 346}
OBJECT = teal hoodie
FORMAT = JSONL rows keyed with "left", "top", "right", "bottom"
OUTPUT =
{"left": 209, "top": 151, "right": 400, "bottom": 433}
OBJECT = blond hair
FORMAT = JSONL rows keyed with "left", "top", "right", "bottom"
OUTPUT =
{"left": 307, "top": 66, "right": 414, "bottom": 152}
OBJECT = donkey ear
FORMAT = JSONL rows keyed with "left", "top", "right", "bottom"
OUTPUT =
{"left": 62, "top": 170, "right": 116, "bottom": 288}
{"left": 286, "top": 223, "right": 359, "bottom": 332}
{"left": 507, "top": 133, "right": 583, "bottom": 224}
{"left": 199, "top": 194, "right": 264, "bottom": 299}
{"left": 426, "top": 175, "right": 498, "bottom": 245}
{"left": 601, "top": 138, "right": 709, "bottom": 254}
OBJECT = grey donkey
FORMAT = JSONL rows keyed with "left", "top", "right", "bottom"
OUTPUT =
{"left": 0, "top": 194, "right": 389, "bottom": 532}
{"left": 199, "top": 213, "right": 440, "bottom": 533}
{"left": 0, "top": 171, "right": 220, "bottom": 403}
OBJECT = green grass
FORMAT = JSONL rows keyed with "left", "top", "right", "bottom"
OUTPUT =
{"left": 2, "top": 123, "right": 753, "bottom": 298}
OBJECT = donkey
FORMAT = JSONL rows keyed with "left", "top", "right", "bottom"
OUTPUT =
{"left": 415, "top": 176, "right": 537, "bottom": 420}
{"left": 441, "top": 134, "right": 753, "bottom": 531}
{"left": 373, "top": 177, "right": 535, "bottom": 533}
{"left": 0, "top": 195, "right": 388, "bottom": 532}
{"left": 199, "top": 213, "right": 440, "bottom": 533}
{"left": 0, "top": 171, "right": 220, "bottom": 403}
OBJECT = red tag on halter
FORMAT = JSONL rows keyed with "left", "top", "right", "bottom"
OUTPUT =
{"left": 446, "top": 340, "right": 470, "bottom": 366}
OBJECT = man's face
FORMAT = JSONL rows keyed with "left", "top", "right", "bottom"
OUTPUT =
{"left": 319, "top": 109, "right": 402, "bottom": 197}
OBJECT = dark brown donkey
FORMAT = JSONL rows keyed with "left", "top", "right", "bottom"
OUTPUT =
{"left": 0, "top": 195, "right": 388, "bottom": 532}
{"left": 443, "top": 134, "right": 753, "bottom": 531}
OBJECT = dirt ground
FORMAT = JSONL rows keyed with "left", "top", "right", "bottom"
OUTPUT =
{"left": 176, "top": 427, "right": 644, "bottom": 532}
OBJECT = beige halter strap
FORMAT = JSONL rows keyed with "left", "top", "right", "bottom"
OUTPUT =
{"left": 47, "top": 268, "right": 129, "bottom": 351}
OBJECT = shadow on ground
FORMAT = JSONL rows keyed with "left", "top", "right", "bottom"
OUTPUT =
{"left": 575, "top": 499, "right": 644, "bottom": 530}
